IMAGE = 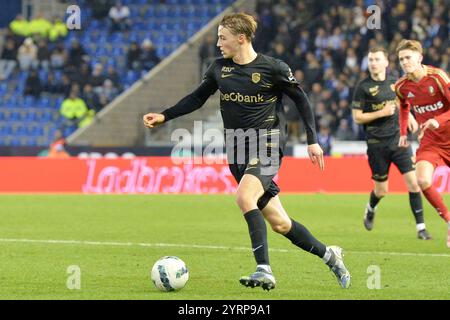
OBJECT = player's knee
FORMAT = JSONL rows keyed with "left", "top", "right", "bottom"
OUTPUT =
{"left": 236, "top": 193, "right": 257, "bottom": 213}
{"left": 417, "top": 177, "right": 432, "bottom": 190}
{"left": 374, "top": 186, "right": 388, "bottom": 198}
{"left": 406, "top": 181, "right": 421, "bottom": 193}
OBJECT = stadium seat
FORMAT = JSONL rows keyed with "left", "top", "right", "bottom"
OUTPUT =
{"left": 24, "top": 110, "right": 37, "bottom": 121}
{"left": 26, "top": 136, "right": 38, "bottom": 146}
{"left": 0, "top": 0, "right": 235, "bottom": 146}
{"left": 0, "top": 123, "right": 12, "bottom": 135}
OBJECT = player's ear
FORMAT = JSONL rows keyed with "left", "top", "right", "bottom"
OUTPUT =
{"left": 238, "top": 33, "right": 245, "bottom": 43}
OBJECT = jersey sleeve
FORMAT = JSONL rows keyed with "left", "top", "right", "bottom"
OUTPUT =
{"left": 395, "top": 81, "right": 410, "bottom": 136}
{"left": 203, "top": 59, "right": 218, "bottom": 85}
{"left": 351, "top": 82, "right": 365, "bottom": 110}
{"left": 162, "top": 61, "right": 218, "bottom": 122}
{"left": 273, "top": 59, "right": 299, "bottom": 88}
{"left": 274, "top": 60, "right": 317, "bottom": 144}
{"left": 430, "top": 68, "right": 450, "bottom": 126}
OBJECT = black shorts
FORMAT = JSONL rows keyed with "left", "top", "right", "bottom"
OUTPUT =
{"left": 367, "top": 144, "right": 415, "bottom": 182}
{"left": 229, "top": 162, "right": 281, "bottom": 210}
{"left": 227, "top": 128, "right": 285, "bottom": 210}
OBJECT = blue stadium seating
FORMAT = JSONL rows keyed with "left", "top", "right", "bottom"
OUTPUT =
{"left": 0, "top": 0, "right": 234, "bottom": 146}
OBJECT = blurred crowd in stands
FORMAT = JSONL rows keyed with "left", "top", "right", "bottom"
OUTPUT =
{"left": 199, "top": 0, "right": 449, "bottom": 154}
{"left": 0, "top": 0, "right": 160, "bottom": 134}
{"left": 0, "top": 0, "right": 448, "bottom": 151}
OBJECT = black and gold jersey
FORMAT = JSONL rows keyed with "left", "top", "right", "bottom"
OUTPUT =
{"left": 352, "top": 76, "right": 399, "bottom": 145}
{"left": 162, "top": 54, "right": 317, "bottom": 145}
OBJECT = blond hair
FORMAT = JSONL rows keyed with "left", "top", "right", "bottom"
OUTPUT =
{"left": 396, "top": 39, "right": 423, "bottom": 55}
{"left": 219, "top": 13, "right": 257, "bottom": 41}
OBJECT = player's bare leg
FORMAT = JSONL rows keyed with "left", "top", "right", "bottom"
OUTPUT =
{"left": 416, "top": 160, "right": 450, "bottom": 247}
{"left": 236, "top": 174, "right": 276, "bottom": 290}
{"left": 261, "top": 196, "right": 351, "bottom": 289}
{"left": 402, "top": 170, "right": 431, "bottom": 239}
{"left": 364, "top": 181, "right": 388, "bottom": 230}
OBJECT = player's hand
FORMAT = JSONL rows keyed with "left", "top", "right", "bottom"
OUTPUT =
{"left": 307, "top": 143, "right": 325, "bottom": 171}
{"left": 381, "top": 101, "right": 396, "bottom": 117}
{"left": 418, "top": 119, "right": 439, "bottom": 141}
{"left": 143, "top": 113, "right": 165, "bottom": 128}
{"left": 407, "top": 114, "right": 419, "bottom": 133}
{"left": 398, "top": 135, "right": 409, "bottom": 148}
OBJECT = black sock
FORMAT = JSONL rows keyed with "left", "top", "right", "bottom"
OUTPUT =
{"left": 409, "top": 192, "right": 424, "bottom": 224}
{"left": 244, "top": 209, "right": 269, "bottom": 265}
{"left": 369, "top": 190, "right": 382, "bottom": 209}
{"left": 283, "top": 219, "right": 326, "bottom": 258}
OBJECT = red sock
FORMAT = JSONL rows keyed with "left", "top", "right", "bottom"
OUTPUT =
{"left": 422, "top": 186, "right": 450, "bottom": 222}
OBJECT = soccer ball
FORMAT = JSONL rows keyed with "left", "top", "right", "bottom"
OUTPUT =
{"left": 151, "top": 256, "right": 189, "bottom": 292}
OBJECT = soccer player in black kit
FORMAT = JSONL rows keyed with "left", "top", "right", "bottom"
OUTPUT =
{"left": 144, "top": 13, "right": 350, "bottom": 290}
{"left": 352, "top": 47, "right": 431, "bottom": 240}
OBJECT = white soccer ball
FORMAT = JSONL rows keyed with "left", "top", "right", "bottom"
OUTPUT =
{"left": 151, "top": 256, "right": 189, "bottom": 292}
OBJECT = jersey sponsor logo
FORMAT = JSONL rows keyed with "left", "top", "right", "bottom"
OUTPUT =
{"left": 251, "top": 73, "right": 261, "bottom": 83}
{"left": 220, "top": 91, "right": 265, "bottom": 103}
{"left": 407, "top": 92, "right": 415, "bottom": 98}
{"left": 221, "top": 73, "right": 234, "bottom": 78}
{"left": 412, "top": 100, "right": 444, "bottom": 114}
{"left": 221, "top": 66, "right": 234, "bottom": 72}
{"left": 372, "top": 99, "right": 396, "bottom": 111}
{"left": 369, "top": 85, "right": 380, "bottom": 96}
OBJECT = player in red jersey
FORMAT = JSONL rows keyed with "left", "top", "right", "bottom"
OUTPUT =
{"left": 395, "top": 39, "right": 450, "bottom": 247}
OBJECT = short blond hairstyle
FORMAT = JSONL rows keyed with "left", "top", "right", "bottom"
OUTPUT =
{"left": 219, "top": 13, "right": 257, "bottom": 41}
{"left": 396, "top": 39, "right": 423, "bottom": 55}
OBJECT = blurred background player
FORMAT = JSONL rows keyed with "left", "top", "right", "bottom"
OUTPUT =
{"left": 352, "top": 47, "right": 431, "bottom": 240}
{"left": 143, "top": 13, "right": 351, "bottom": 290}
{"left": 396, "top": 40, "right": 450, "bottom": 247}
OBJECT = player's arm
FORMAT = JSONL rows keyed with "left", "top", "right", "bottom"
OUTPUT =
{"left": 351, "top": 83, "right": 395, "bottom": 124}
{"left": 282, "top": 85, "right": 317, "bottom": 144}
{"left": 352, "top": 104, "right": 396, "bottom": 124}
{"left": 407, "top": 112, "right": 419, "bottom": 133}
{"left": 396, "top": 85, "right": 411, "bottom": 147}
{"left": 430, "top": 69, "right": 450, "bottom": 127}
{"left": 275, "top": 60, "right": 324, "bottom": 170}
{"left": 284, "top": 85, "right": 325, "bottom": 170}
{"left": 143, "top": 64, "right": 218, "bottom": 128}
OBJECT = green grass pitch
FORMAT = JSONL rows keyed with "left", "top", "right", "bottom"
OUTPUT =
{"left": 0, "top": 194, "right": 449, "bottom": 300}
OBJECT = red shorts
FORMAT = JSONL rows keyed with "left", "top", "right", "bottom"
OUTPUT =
{"left": 416, "top": 143, "right": 450, "bottom": 168}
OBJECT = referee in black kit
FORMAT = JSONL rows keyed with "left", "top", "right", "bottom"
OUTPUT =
{"left": 144, "top": 13, "right": 350, "bottom": 290}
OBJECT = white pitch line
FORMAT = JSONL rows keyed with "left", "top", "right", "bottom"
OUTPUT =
{"left": 0, "top": 238, "right": 449, "bottom": 258}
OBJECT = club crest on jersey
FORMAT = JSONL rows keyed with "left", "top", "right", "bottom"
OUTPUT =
{"left": 369, "top": 85, "right": 379, "bottom": 96}
{"left": 251, "top": 73, "right": 261, "bottom": 83}
{"left": 429, "top": 86, "right": 435, "bottom": 96}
